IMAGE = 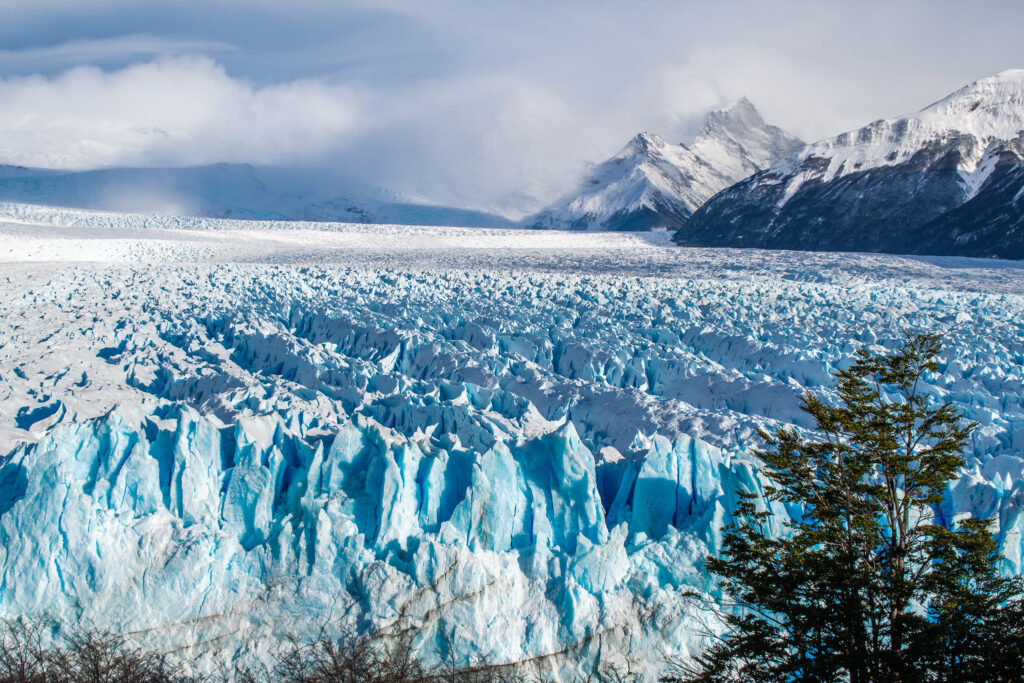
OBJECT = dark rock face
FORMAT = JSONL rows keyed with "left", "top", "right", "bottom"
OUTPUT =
{"left": 601, "top": 202, "right": 692, "bottom": 232}
{"left": 914, "top": 158, "right": 1024, "bottom": 260}
{"left": 674, "top": 137, "right": 980, "bottom": 254}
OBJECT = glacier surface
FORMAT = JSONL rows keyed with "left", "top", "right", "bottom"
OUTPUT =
{"left": 1, "top": 205, "right": 1023, "bottom": 678}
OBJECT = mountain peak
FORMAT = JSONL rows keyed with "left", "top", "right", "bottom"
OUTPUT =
{"left": 675, "top": 70, "right": 1024, "bottom": 259}
{"left": 917, "top": 69, "right": 1024, "bottom": 132}
{"left": 705, "top": 96, "right": 760, "bottom": 121}
{"left": 624, "top": 132, "right": 668, "bottom": 156}
{"left": 525, "top": 102, "right": 802, "bottom": 231}
{"left": 989, "top": 68, "right": 1024, "bottom": 82}
{"left": 697, "top": 98, "right": 765, "bottom": 139}
{"left": 690, "top": 97, "right": 804, "bottom": 177}
{"left": 769, "top": 68, "right": 1024, "bottom": 189}
{"left": 928, "top": 68, "right": 1024, "bottom": 100}
{"left": 971, "top": 68, "right": 1024, "bottom": 90}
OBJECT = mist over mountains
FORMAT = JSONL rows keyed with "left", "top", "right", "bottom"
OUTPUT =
{"left": 0, "top": 70, "right": 1022, "bottom": 257}
{"left": 0, "top": 162, "right": 515, "bottom": 228}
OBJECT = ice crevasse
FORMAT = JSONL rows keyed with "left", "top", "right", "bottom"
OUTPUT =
{"left": 1, "top": 260, "right": 1024, "bottom": 679}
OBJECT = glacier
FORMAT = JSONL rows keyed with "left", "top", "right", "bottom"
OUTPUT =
{"left": 1, "top": 205, "right": 1023, "bottom": 678}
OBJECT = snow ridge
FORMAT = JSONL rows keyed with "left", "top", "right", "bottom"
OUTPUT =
{"left": 774, "top": 69, "right": 1024, "bottom": 196}
{"left": 689, "top": 97, "right": 804, "bottom": 180}
{"left": 674, "top": 69, "right": 1024, "bottom": 258}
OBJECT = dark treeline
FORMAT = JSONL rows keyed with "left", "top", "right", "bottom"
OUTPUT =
{"left": 0, "top": 618, "right": 638, "bottom": 683}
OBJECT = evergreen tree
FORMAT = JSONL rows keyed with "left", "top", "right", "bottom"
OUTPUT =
{"left": 918, "top": 518, "right": 1024, "bottom": 681}
{"left": 672, "top": 333, "right": 1024, "bottom": 682}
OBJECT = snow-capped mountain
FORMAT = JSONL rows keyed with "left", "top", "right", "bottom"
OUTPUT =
{"left": 674, "top": 70, "right": 1024, "bottom": 258}
{"left": 525, "top": 99, "right": 803, "bottom": 231}
{"left": 0, "top": 163, "right": 515, "bottom": 228}
{"left": 687, "top": 97, "right": 807, "bottom": 180}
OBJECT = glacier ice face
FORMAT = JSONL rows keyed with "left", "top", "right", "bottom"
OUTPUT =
{"left": 1, "top": 219, "right": 1024, "bottom": 678}
{"left": 0, "top": 404, "right": 744, "bottom": 676}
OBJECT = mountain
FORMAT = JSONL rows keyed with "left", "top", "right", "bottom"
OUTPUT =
{"left": 912, "top": 157, "right": 1024, "bottom": 259}
{"left": 687, "top": 97, "right": 808, "bottom": 180}
{"left": 0, "top": 163, "right": 515, "bottom": 228}
{"left": 525, "top": 99, "right": 803, "bottom": 231}
{"left": 674, "top": 70, "right": 1024, "bottom": 258}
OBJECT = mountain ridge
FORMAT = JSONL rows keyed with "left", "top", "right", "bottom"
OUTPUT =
{"left": 525, "top": 100, "right": 803, "bottom": 231}
{"left": 0, "top": 162, "right": 517, "bottom": 228}
{"left": 674, "top": 70, "right": 1024, "bottom": 258}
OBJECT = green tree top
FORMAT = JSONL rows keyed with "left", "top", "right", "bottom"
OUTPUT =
{"left": 670, "top": 333, "right": 1024, "bottom": 683}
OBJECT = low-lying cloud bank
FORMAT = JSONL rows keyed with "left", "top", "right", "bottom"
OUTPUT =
{"left": 0, "top": 57, "right": 360, "bottom": 170}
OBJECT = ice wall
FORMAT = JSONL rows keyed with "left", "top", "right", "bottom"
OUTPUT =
{"left": 0, "top": 404, "right": 771, "bottom": 676}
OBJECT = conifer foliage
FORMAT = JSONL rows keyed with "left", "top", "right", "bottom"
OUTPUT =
{"left": 675, "top": 333, "right": 1024, "bottom": 682}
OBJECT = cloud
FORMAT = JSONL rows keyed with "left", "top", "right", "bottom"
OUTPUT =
{"left": 0, "top": 35, "right": 236, "bottom": 70}
{"left": 0, "top": 0, "right": 1021, "bottom": 212}
{"left": 339, "top": 74, "right": 594, "bottom": 209}
{"left": 0, "top": 57, "right": 360, "bottom": 169}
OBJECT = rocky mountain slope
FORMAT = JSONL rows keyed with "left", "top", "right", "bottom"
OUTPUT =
{"left": 526, "top": 99, "right": 803, "bottom": 231}
{"left": 674, "top": 70, "right": 1024, "bottom": 258}
{"left": 913, "top": 157, "right": 1024, "bottom": 259}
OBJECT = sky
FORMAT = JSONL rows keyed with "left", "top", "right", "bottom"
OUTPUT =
{"left": 1, "top": 0, "right": 1023, "bottom": 213}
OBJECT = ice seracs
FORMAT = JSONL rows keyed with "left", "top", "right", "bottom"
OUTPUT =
{"left": 1, "top": 213, "right": 1023, "bottom": 678}
{"left": 526, "top": 99, "right": 802, "bottom": 231}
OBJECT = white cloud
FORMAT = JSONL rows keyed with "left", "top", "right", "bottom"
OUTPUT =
{"left": 0, "top": 0, "right": 1021, "bottom": 211}
{"left": 342, "top": 74, "right": 601, "bottom": 208}
{"left": 0, "top": 57, "right": 360, "bottom": 169}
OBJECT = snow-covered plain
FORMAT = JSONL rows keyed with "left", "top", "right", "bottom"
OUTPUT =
{"left": 1, "top": 204, "right": 1023, "bottom": 679}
